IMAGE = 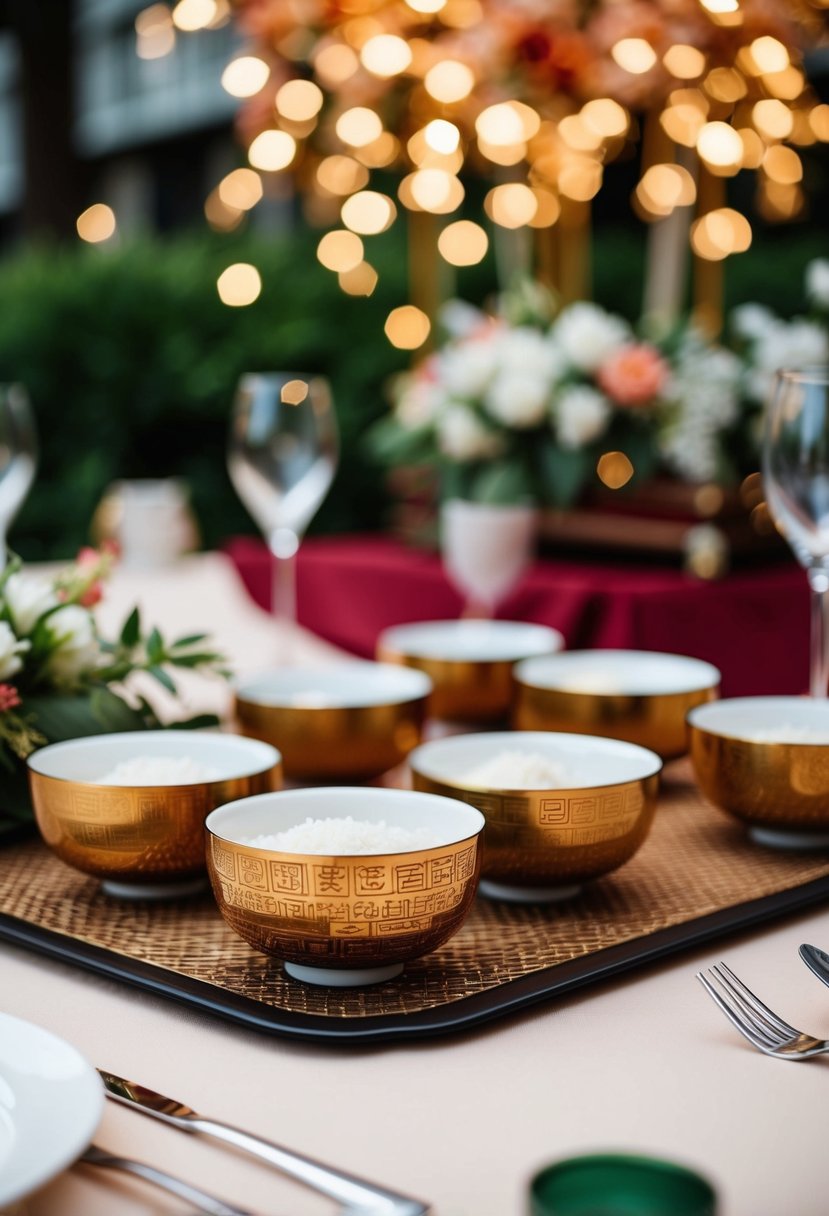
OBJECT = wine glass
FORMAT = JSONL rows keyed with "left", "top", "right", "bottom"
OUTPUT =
{"left": 228, "top": 373, "right": 338, "bottom": 622}
{"left": 0, "top": 384, "right": 37, "bottom": 564}
{"left": 763, "top": 367, "right": 829, "bottom": 696}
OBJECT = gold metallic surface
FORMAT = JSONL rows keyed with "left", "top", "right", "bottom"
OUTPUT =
{"left": 234, "top": 695, "right": 428, "bottom": 779}
{"left": 206, "top": 829, "right": 482, "bottom": 968}
{"left": 7, "top": 765, "right": 829, "bottom": 1018}
{"left": 513, "top": 683, "right": 718, "bottom": 759}
{"left": 376, "top": 645, "right": 516, "bottom": 722}
{"left": 410, "top": 768, "right": 660, "bottom": 887}
{"left": 690, "top": 726, "right": 829, "bottom": 830}
{"left": 30, "top": 765, "right": 281, "bottom": 885}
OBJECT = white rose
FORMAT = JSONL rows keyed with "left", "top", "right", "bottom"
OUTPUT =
{"left": 0, "top": 620, "right": 29, "bottom": 680}
{"left": 46, "top": 605, "right": 100, "bottom": 685}
{"left": 437, "top": 403, "right": 505, "bottom": 461}
{"left": 554, "top": 303, "right": 630, "bottom": 373}
{"left": 440, "top": 340, "right": 498, "bottom": 399}
{"left": 4, "top": 573, "right": 59, "bottom": 636}
{"left": 396, "top": 378, "right": 445, "bottom": 428}
{"left": 485, "top": 373, "right": 550, "bottom": 428}
{"left": 806, "top": 259, "right": 829, "bottom": 309}
{"left": 554, "top": 385, "right": 612, "bottom": 449}
{"left": 731, "top": 303, "right": 776, "bottom": 342}
{"left": 497, "top": 327, "right": 565, "bottom": 382}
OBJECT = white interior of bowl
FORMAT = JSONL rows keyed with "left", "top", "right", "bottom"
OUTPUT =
{"left": 207, "top": 786, "right": 484, "bottom": 852}
{"left": 516, "top": 650, "right": 720, "bottom": 696}
{"left": 688, "top": 696, "right": 829, "bottom": 743}
{"left": 409, "top": 730, "right": 662, "bottom": 789}
{"left": 27, "top": 731, "right": 279, "bottom": 784}
{"left": 235, "top": 662, "right": 431, "bottom": 708}
{"left": 379, "top": 619, "right": 564, "bottom": 662}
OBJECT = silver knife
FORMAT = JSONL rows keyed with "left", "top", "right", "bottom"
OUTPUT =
{"left": 799, "top": 943, "right": 829, "bottom": 988}
{"left": 98, "top": 1069, "right": 428, "bottom": 1216}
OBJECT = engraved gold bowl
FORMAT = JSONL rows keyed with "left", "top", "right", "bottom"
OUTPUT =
{"left": 234, "top": 662, "right": 431, "bottom": 780}
{"left": 205, "top": 786, "right": 485, "bottom": 986}
{"left": 377, "top": 619, "right": 563, "bottom": 723}
{"left": 688, "top": 697, "right": 829, "bottom": 848}
{"left": 28, "top": 731, "right": 281, "bottom": 899}
{"left": 409, "top": 730, "right": 661, "bottom": 902}
{"left": 513, "top": 650, "right": 720, "bottom": 759}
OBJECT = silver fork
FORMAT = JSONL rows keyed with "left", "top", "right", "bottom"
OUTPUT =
{"left": 696, "top": 961, "right": 829, "bottom": 1060}
{"left": 79, "top": 1145, "right": 256, "bottom": 1215}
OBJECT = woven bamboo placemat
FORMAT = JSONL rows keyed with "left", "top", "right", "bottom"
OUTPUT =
{"left": 2, "top": 764, "right": 829, "bottom": 1041}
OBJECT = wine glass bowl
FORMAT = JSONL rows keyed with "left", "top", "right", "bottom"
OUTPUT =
{"left": 0, "top": 384, "right": 37, "bottom": 557}
{"left": 228, "top": 373, "right": 338, "bottom": 621}
{"left": 763, "top": 367, "right": 829, "bottom": 695}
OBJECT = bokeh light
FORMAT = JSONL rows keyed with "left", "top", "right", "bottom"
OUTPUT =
{"left": 76, "top": 203, "right": 116, "bottom": 243}
{"left": 248, "top": 130, "right": 296, "bottom": 171}
{"left": 221, "top": 56, "right": 270, "bottom": 98}
{"left": 437, "top": 219, "right": 489, "bottom": 265}
{"left": 341, "top": 191, "right": 396, "bottom": 234}
{"left": 384, "top": 305, "right": 431, "bottom": 349}
{"left": 216, "top": 263, "right": 262, "bottom": 306}
{"left": 317, "top": 229, "right": 364, "bottom": 271}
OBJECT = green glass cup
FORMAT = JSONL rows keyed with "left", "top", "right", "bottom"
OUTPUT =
{"left": 529, "top": 1153, "right": 718, "bottom": 1216}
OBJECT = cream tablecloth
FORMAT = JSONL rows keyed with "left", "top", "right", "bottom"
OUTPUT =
{"left": 2, "top": 553, "right": 829, "bottom": 1216}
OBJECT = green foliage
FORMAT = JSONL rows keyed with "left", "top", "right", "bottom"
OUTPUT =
{"left": 0, "top": 231, "right": 411, "bottom": 559}
{"left": 0, "top": 226, "right": 821, "bottom": 557}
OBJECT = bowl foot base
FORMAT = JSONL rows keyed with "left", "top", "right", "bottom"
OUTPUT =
{"left": 284, "top": 962, "right": 404, "bottom": 988}
{"left": 101, "top": 877, "right": 208, "bottom": 901}
{"left": 478, "top": 878, "right": 582, "bottom": 904}
{"left": 748, "top": 826, "right": 829, "bottom": 851}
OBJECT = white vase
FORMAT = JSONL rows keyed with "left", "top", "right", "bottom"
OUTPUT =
{"left": 440, "top": 498, "right": 537, "bottom": 614}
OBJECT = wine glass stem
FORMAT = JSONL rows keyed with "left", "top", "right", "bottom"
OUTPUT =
{"left": 270, "top": 529, "right": 298, "bottom": 624}
{"left": 808, "top": 567, "right": 829, "bottom": 697}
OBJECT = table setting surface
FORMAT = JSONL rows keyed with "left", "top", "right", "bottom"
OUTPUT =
{"left": 3, "top": 552, "right": 829, "bottom": 1216}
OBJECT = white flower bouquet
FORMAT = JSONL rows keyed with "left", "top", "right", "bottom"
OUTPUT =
{"left": 371, "top": 285, "right": 747, "bottom": 511}
{"left": 731, "top": 259, "right": 829, "bottom": 410}
{"left": 0, "top": 546, "right": 226, "bottom": 837}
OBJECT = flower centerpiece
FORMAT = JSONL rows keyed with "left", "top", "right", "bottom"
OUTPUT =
{"left": 371, "top": 283, "right": 746, "bottom": 515}
{"left": 0, "top": 546, "right": 227, "bottom": 838}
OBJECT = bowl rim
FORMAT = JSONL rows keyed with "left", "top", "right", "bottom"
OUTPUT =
{"left": 233, "top": 660, "right": 432, "bottom": 708}
{"left": 409, "top": 729, "right": 663, "bottom": 793}
{"left": 205, "top": 785, "right": 485, "bottom": 855}
{"left": 27, "top": 729, "right": 281, "bottom": 787}
{"left": 514, "top": 649, "right": 721, "bottom": 696}
{"left": 377, "top": 618, "right": 565, "bottom": 663}
{"left": 688, "top": 695, "right": 829, "bottom": 746}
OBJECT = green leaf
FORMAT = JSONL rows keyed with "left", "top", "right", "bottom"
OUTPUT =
{"left": 89, "top": 686, "right": 150, "bottom": 733}
{"left": 146, "top": 627, "right": 165, "bottom": 665}
{"left": 170, "top": 713, "right": 220, "bottom": 730}
{"left": 470, "top": 460, "right": 534, "bottom": 506}
{"left": 538, "top": 443, "right": 592, "bottom": 509}
{"left": 148, "top": 665, "right": 176, "bottom": 694}
{"left": 120, "top": 607, "right": 141, "bottom": 648}
{"left": 168, "top": 651, "right": 224, "bottom": 668}
{"left": 170, "top": 633, "right": 209, "bottom": 649}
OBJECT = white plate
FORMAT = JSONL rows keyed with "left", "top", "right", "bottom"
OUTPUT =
{"left": 0, "top": 1012, "right": 103, "bottom": 1207}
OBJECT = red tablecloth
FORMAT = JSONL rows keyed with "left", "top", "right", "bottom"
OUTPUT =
{"left": 225, "top": 535, "right": 809, "bottom": 698}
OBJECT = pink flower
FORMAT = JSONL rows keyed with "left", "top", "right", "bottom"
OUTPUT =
{"left": 0, "top": 684, "right": 21, "bottom": 712}
{"left": 597, "top": 343, "right": 669, "bottom": 408}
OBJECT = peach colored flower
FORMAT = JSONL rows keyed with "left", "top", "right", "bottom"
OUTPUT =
{"left": 597, "top": 343, "right": 669, "bottom": 407}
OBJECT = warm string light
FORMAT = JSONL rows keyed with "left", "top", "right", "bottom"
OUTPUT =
{"left": 165, "top": 1, "right": 828, "bottom": 302}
